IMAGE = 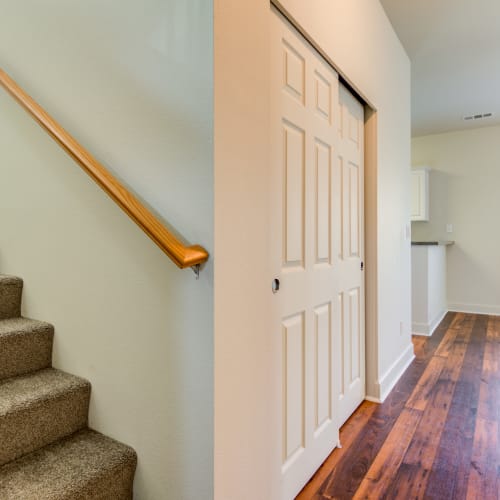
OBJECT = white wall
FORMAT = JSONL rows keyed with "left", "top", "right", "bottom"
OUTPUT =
{"left": 412, "top": 125, "right": 500, "bottom": 315}
{"left": 411, "top": 246, "right": 429, "bottom": 326}
{"left": 0, "top": 2, "right": 213, "bottom": 499}
{"left": 427, "top": 246, "right": 447, "bottom": 325}
{"left": 411, "top": 245, "right": 447, "bottom": 335}
{"left": 214, "top": 0, "right": 411, "bottom": 498}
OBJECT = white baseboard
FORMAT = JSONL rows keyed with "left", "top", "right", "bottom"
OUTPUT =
{"left": 372, "top": 343, "right": 415, "bottom": 403}
{"left": 412, "top": 321, "right": 431, "bottom": 336}
{"left": 364, "top": 395, "right": 382, "bottom": 404}
{"left": 448, "top": 303, "right": 500, "bottom": 316}
{"left": 412, "top": 309, "right": 447, "bottom": 337}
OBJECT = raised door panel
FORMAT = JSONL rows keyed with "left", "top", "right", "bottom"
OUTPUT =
{"left": 411, "top": 169, "right": 429, "bottom": 221}
{"left": 348, "top": 161, "right": 360, "bottom": 258}
{"left": 411, "top": 172, "right": 422, "bottom": 218}
{"left": 283, "top": 123, "right": 306, "bottom": 267}
{"left": 315, "top": 140, "right": 331, "bottom": 265}
{"left": 282, "top": 313, "right": 306, "bottom": 467}
{"left": 314, "top": 303, "right": 332, "bottom": 434}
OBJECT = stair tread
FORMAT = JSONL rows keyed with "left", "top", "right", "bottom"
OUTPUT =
{"left": 0, "top": 275, "right": 22, "bottom": 285}
{"left": 0, "top": 317, "right": 53, "bottom": 337}
{"left": 0, "top": 429, "right": 137, "bottom": 499}
{"left": 0, "top": 368, "right": 90, "bottom": 416}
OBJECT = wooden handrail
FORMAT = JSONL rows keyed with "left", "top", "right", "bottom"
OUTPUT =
{"left": 0, "top": 69, "right": 209, "bottom": 270}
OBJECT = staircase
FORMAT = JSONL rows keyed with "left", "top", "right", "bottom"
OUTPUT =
{"left": 0, "top": 274, "right": 137, "bottom": 499}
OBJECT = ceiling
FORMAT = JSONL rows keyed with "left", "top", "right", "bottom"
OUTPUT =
{"left": 380, "top": 0, "right": 500, "bottom": 137}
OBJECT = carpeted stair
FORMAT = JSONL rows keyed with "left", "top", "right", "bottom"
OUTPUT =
{"left": 0, "top": 274, "right": 137, "bottom": 499}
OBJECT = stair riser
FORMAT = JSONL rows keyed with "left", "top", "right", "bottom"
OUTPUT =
{"left": 72, "top": 461, "right": 137, "bottom": 500}
{"left": 0, "top": 282, "right": 22, "bottom": 320}
{"left": 0, "top": 387, "right": 90, "bottom": 466}
{"left": 0, "top": 429, "right": 137, "bottom": 499}
{"left": 0, "top": 328, "right": 53, "bottom": 381}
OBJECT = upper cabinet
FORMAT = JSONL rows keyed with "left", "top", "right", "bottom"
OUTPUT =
{"left": 411, "top": 167, "right": 430, "bottom": 221}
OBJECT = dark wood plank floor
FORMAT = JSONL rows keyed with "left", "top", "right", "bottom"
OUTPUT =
{"left": 296, "top": 312, "right": 500, "bottom": 500}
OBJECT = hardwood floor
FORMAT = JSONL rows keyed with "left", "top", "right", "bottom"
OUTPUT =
{"left": 296, "top": 312, "right": 500, "bottom": 499}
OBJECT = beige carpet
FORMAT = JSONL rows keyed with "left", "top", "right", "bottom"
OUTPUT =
{"left": 0, "top": 274, "right": 137, "bottom": 499}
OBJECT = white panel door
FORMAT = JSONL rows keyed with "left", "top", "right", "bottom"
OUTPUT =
{"left": 336, "top": 83, "right": 365, "bottom": 428}
{"left": 270, "top": 10, "right": 365, "bottom": 500}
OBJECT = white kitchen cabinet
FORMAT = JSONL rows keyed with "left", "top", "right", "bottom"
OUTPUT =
{"left": 411, "top": 167, "right": 430, "bottom": 221}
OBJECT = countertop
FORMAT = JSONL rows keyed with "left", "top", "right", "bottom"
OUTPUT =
{"left": 411, "top": 241, "right": 454, "bottom": 246}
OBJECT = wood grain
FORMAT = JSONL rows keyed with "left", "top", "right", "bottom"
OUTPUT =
{"left": 353, "top": 407, "right": 422, "bottom": 499}
{"left": 423, "top": 316, "right": 484, "bottom": 500}
{"left": 466, "top": 316, "right": 500, "bottom": 500}
{"left": 298, "top": 313, "right": 500, "bottom": 500}
{"left": 309, "top": 314, "right": 453, "bottom": 499}
{"left": 386, "top": 318, "right": 472, "bottom": 499}
{"left": 296, "top": 401, "right": 378, "bottom": 500}
{"left": 0, "top": 69, "right": 209, "bottom": 269}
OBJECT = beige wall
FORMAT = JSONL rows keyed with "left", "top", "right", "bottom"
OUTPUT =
{"left": 0, "top": 2, "right": 213, "bottom": 499}
{"left": 214, "top": 0, "right": 411, "bottom": 498}
{"left": 214, "top": 1, "right": 276, "bottom": 499}
{"left": 412, "top": 125, "right": 500, "bottom": 314}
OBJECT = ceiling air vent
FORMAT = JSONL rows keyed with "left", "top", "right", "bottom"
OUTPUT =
{"left": 463, "top": 112, "right": 494, "bottom": 121}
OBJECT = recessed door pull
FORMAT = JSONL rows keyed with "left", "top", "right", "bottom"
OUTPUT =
{"left": 361, "top": 261, "right": 364, "bottom": 271}
{"left": 272, "top": 278, "right": 280, "bottom": 294}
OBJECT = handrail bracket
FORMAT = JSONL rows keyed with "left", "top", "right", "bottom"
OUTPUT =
{"left": 192, "top": 264, "right": 201, "bottom": 280}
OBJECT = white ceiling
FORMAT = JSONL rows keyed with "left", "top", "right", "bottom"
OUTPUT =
{"left": 380, "top": 0, "right": 500, "bottom": 137}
